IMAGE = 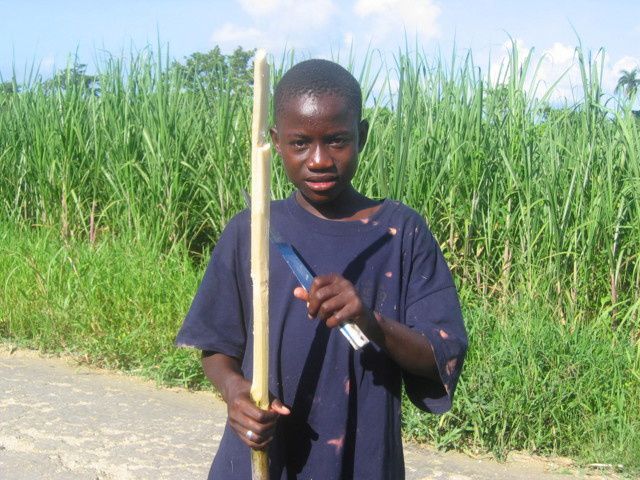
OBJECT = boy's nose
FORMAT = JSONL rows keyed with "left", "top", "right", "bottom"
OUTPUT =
{"left": 307, "top": 145, "right": 333, "bottom": 170}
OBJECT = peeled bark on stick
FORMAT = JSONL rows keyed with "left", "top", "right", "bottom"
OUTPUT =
{"left": 249, "top": 49, "right": 271, "bottom": 480}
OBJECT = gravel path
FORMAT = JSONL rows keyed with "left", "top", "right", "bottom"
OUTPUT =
{"left": 0, "top": 347, "right": 618, "bottom": 479}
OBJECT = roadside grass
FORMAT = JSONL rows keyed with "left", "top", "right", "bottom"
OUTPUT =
{"left": 403, "top": 291, "right": 640, "bottom": 469}
{"left": 0, "top": 224, "right": 207, "bottom": 388}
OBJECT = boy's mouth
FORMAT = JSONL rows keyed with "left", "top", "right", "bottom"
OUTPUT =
{"left": 305, "top": 178, "right": 338, "bottom": 192}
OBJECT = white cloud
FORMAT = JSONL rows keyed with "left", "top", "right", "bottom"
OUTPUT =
{"left": 210, "top": 23, "right": 262, "bottom": 45}
{"left": 238, "top": 0, "right": 281, "bottom": 16}
{"left": 535, "top": 42, "right": 581, "bottom": 102}
{"left": 488, "top": 38, "right": 530, "bottom": 86}
{"left": 210, "top": 0, "right": 338, "bottom": 52}
{"left": 603, "top": 54, "right": 640, "bottom": 95}
{"left": 486, "top": 39, "right": 582, "bottom": 103}
{"left": 353, "top": 0, "right": 441, "bottom": 43}
{"left": 354, "top": 0, "right": 391, "bottom": 15}
{"left": 210, "top": 0, "right": 440, "bottom": 61}
{"left": 484, "top": 38, "right": 640, "bottom": 104}
{"left": 611, "top": 56, "right": 640, "bottom": 76}
{"left": 545, "top": 42, "right": 575, "bottom": 65}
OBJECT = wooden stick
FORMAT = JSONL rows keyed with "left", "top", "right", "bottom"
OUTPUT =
{"left": 249, "top": 49, "right": 271, "bottom": 480}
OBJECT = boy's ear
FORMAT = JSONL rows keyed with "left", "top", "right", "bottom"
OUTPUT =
{"left": 358, "top": 119, "right": 369, "bottom": 152}
{"left": 270, "top": 127, "right": 282, "bottom": 155}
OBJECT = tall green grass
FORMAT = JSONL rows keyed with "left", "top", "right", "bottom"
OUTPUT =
{"left": 1, "top": 43, "right": 638, "bottom": 469}
{"left": 2, "top": 46, "right": 638, "bottom": 315}
{"left": 404, "top": 290, "right": 640, "bottom": 468}
{"left": 0, "top": 224, "right": 206, "bottom": 387}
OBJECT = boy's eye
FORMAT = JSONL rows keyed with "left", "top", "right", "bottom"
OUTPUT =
{"left": 291, "top": 139, "right": 308, "bottom": 149}
{"left": 329, "top": 137, "right": 348, "bottom": 147}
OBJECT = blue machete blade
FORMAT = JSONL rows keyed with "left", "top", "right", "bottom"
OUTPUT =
{"left": 274, "top": 242, "right": 314, "bottom": 291}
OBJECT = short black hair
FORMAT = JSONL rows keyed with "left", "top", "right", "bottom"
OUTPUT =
{"left": 274, "top": 59, "right": 362, "bottom": 121}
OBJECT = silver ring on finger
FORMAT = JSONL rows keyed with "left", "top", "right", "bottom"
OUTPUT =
{"left": 246, "top": 430, "right": 255, "bottom": 441}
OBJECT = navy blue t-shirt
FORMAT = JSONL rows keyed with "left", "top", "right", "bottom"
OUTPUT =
{"left": 176, "top": 193, "right": 467, "bottom": 479}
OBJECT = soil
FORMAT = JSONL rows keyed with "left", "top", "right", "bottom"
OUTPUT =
{"left": 0, "top": 345, "right": 625, "bottom": 479}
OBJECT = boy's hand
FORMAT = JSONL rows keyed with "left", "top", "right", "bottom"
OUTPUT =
{"left": 224, "top": 375, "right": 290, "bottom": 450}
{"left": 293, "top": 274, "right": 374, "bottom": 330}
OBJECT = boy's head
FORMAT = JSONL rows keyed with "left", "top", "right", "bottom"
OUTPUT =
{"left": 274, "top": 59, "right": 363, "bottom": 123}
{"left": 271, "top": 60, "right": 368, "bottom": 213}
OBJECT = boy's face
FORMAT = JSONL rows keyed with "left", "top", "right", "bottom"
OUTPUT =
{"left": 271, "top": 93, "right": 368, "bottom": 211}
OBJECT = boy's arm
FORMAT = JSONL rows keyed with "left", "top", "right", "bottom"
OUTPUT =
{"left": 201, "top": 352, "right": 290, "bottom": 450}
{"left": 294, "top": 276, "right": 439, "bottom": 381}
{"left": 360, "top": 309, "right": 439, "bottom": 380}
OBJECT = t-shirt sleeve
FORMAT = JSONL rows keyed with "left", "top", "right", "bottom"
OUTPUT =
{"left": 174, "top": 214, "right": 247, "bottom": 360}
{"left": 402, "top": 217, "right": 468, "bottom": 414}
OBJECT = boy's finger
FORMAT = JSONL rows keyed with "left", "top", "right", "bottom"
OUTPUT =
{"left": 233, "top": 415, "right": 277, "bottom": 440}
{"left": 269, "top": 398, "right": 291, "bottom": 415}
{"left": 326, "top": 309, "right": 351, "bottom": 329}
{"left": 325, "top": 299, "right": 363, "bottom": 329}
{"left": 308, "top": 282, "right": 346, "bottom": 318}
{"left": 231, "top": 394, "right": 271, "bottom": 417}
{"left": 248, "top": 433, "right": 274, "bottom": 451}
{"left": 293, "top": 286, "right": 308, "bottom": 301}
{"left": 315, "top": 293, "right": 347, "bottom": 321}
{"left": 310, "top": 273, "right": 340, "bottom": 293}
{"left": 243, "top": 405, "right": 279, "bottom": 424}
{"left": 252, "top": 437, "right": 273, "bottom": 451}
{"left": 236, "top": 426, "right": 273, "bottom": 450}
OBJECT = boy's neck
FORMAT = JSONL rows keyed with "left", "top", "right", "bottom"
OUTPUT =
{"left": 295, "top": 187, "right": 382, "bottom": 221}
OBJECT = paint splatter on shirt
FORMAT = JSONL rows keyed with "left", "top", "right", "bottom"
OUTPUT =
{"left": 176, "top": 193, "right": 468, "bottom": 479}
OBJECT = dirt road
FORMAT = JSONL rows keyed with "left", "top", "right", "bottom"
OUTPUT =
{"left": 0, "top": 347, "right": 617, "bottom": 479}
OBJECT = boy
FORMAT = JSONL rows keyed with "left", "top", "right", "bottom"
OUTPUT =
{"left": 176, "top": 59, "right": 467, "bottom": 479}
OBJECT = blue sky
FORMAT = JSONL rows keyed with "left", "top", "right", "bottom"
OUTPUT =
{"left": 1, "top": 0, "right": 639, "bottom": 101}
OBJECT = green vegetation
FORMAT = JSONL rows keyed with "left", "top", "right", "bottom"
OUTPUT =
{"left": 0, "top": 224, "right": 205, "bottom": 386}
{"left": 1, "top": 44, "right": 638, "bottom": 470}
